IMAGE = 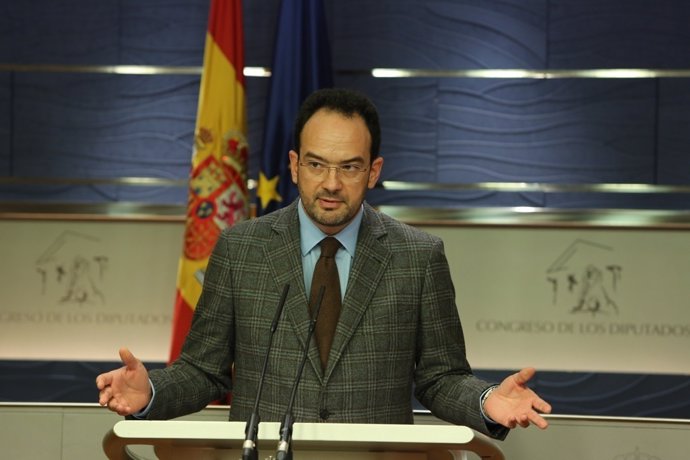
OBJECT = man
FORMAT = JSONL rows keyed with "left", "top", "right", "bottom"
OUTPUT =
{"left": 97, "top": 88, "right": 551, "bottom": 439}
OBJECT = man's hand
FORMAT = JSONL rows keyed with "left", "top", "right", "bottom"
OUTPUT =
{"left": 484, "top": 367, "right": 552, "bottom": 429}
{"left": 96, "top": 347, "right": 152, "bottom": 416}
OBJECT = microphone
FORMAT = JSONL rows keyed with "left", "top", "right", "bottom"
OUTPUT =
{"left": 241, "top": 283, "right": 290, "bottom": 460}
{"left": 275, "top": 285, "right": 325, "bottom": 460}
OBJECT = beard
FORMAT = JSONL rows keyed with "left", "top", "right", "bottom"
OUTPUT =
{"left": 300, "top": 189, "right": 362, "bottom": 232}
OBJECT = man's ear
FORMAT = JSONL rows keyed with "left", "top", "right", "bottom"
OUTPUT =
{"left": 288, "top": 150, "right": 299, "bottom": 184}
{"left": 367, "top": 156, "right": 384, "bottom": 189}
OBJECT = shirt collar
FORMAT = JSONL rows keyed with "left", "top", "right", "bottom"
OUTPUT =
{"left": 298, "top": 199, "right": 363, "bottom": 258}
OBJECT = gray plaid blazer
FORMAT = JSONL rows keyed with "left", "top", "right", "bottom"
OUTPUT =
{"left": 148, "top": 201, "right": 507, "bottom": 439}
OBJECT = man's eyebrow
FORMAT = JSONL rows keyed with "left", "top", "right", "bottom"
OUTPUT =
{"left": 301, "top": 151, "right": 325, "bottom": 161}
{"left": 302, "top": 151, "right": 366, "bottom": 164}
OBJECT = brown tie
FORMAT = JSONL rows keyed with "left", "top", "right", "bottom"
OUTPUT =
{"left": 309, "top": 237, "right": 342, "bottom": 371}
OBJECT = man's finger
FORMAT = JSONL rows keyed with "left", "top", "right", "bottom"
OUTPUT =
{"left": 518, "top": 414, "right": 530, "bottom": 428}
{"left": 529, "top": 411, "right": 549, "bottom": 429}
{"left": 119, "top": 347, "right": 138, "bottom": 370}
{"left": 98, "top": 387, "right": 112, "bottom": 406}
{"left": 514, "top": 367, "right": 536, "bottom": 386}
{"left": 116, "top": 405, "right": 132, "bottom": 417}
{"left": 95, "top": 371, "right": 113, "bottom": 390}
{"left": 534, "top": 399, "right": 552, "bottom": 414}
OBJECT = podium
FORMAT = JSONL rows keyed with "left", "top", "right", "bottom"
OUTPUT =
{"left": 103, "top": 420, "right": 505, "bottom": 460}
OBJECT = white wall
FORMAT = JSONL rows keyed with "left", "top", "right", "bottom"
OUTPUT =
{"left": 0, "top": 219, "right": 183, "bottom": 362}
{"left": 2, "top": 218, "right": 688, "bottom": 375}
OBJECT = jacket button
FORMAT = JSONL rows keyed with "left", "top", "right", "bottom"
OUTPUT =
{"left": 319, "top": 409, "right": 330, "bottom": 420}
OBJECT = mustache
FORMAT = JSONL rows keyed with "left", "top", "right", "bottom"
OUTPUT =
{"left": 315, "top": 192, "right": 342, "bottom": 200}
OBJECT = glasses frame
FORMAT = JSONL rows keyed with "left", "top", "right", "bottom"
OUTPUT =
{"left": 298, "top": 160, "right": 370, "bottom": 181}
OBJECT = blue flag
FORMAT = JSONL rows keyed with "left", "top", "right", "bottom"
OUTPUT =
{"left": 256, "top": 0, "right": 333, "bottom": 215}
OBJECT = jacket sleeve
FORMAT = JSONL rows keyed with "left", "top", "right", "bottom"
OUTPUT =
{"left": 146, "top": 230, "right": 235, "bottom": 420}
{"left": 413, "top": 237, "right": 509, "bottom": 440}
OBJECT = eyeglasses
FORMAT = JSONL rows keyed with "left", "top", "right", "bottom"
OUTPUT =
{"left": 299, "top": 161, "right": 369, "bottom": 180}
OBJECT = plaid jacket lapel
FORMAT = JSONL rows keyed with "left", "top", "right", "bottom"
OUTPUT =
{"left": 324, "top": 203, "right": 390, "bottom": 379}
{"left": 265, "top": 201, "right": 324, "bottom": 380}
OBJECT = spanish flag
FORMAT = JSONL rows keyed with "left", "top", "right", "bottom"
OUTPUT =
{"left": 169, "top": 0, "right": 248, "bottom": 363}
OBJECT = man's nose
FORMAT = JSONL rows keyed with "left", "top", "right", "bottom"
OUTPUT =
{"left": 321, "top": 167, "right": 343, "bottom": 189}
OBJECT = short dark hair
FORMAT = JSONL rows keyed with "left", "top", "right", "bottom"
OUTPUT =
{"left": 293, "top": 88, "right": 381, "bottom": 161}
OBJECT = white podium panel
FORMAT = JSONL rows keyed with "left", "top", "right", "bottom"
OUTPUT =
{"left": 103, "top": 420, "right": 504, "bottom": 460}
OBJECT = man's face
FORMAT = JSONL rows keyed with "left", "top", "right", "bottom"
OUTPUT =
{"left": 289, "top": 109, "right": 383, "bottom": 235}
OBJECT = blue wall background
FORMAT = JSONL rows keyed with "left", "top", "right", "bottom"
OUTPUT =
{"left": 1, "top": 0, "right": 689, "bottom": 208}
{"left": 0, "top": 0, "right": 689, "bottom": 418}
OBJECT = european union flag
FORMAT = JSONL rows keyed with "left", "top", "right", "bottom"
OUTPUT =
{"left": 256, "top": 0, "right": 333, "bottom": 215}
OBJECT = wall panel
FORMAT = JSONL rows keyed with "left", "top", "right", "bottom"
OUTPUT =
{"left": 331, "top": 0, "right": 547, "bottom": 69}
{"left": 548, "top": 0, "right": 690, "bottom": 68}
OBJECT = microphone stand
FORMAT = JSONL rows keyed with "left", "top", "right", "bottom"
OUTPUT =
{"left": 241, "top": 284, "right": 290, "bottom": 460}
{"left": 275, "top": 286, "right": 325, "bottom": 460}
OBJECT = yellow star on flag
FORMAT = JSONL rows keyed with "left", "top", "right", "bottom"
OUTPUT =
{"left": 257, "top": 171, "right": 283, "bottom": 210}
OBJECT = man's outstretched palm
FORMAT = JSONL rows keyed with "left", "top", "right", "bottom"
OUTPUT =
{"left": 484, "top": 367, "right": 552, "bottom": 429}
{"left": 96, "top": 347, "right": 151, "bottom": 416}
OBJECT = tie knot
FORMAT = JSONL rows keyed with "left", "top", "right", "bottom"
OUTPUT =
{"left": 319, "top": 237, "right": 341, "bottom": 258}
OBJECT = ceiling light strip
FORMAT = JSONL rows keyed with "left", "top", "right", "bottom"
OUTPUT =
{"left": 4, "top": 64, "right": 690, "bottom": 79}
{"left": 370, "top": 68, "right": 690, "bottom": 79}
{"left": 381, "top": 181, "right": 690, "bottom": 194}
{"left": 1, "top": 177, "right": 688, "bottom": 194}
{"left": 0, "top": 64, "right": 269, "bottom": 77}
